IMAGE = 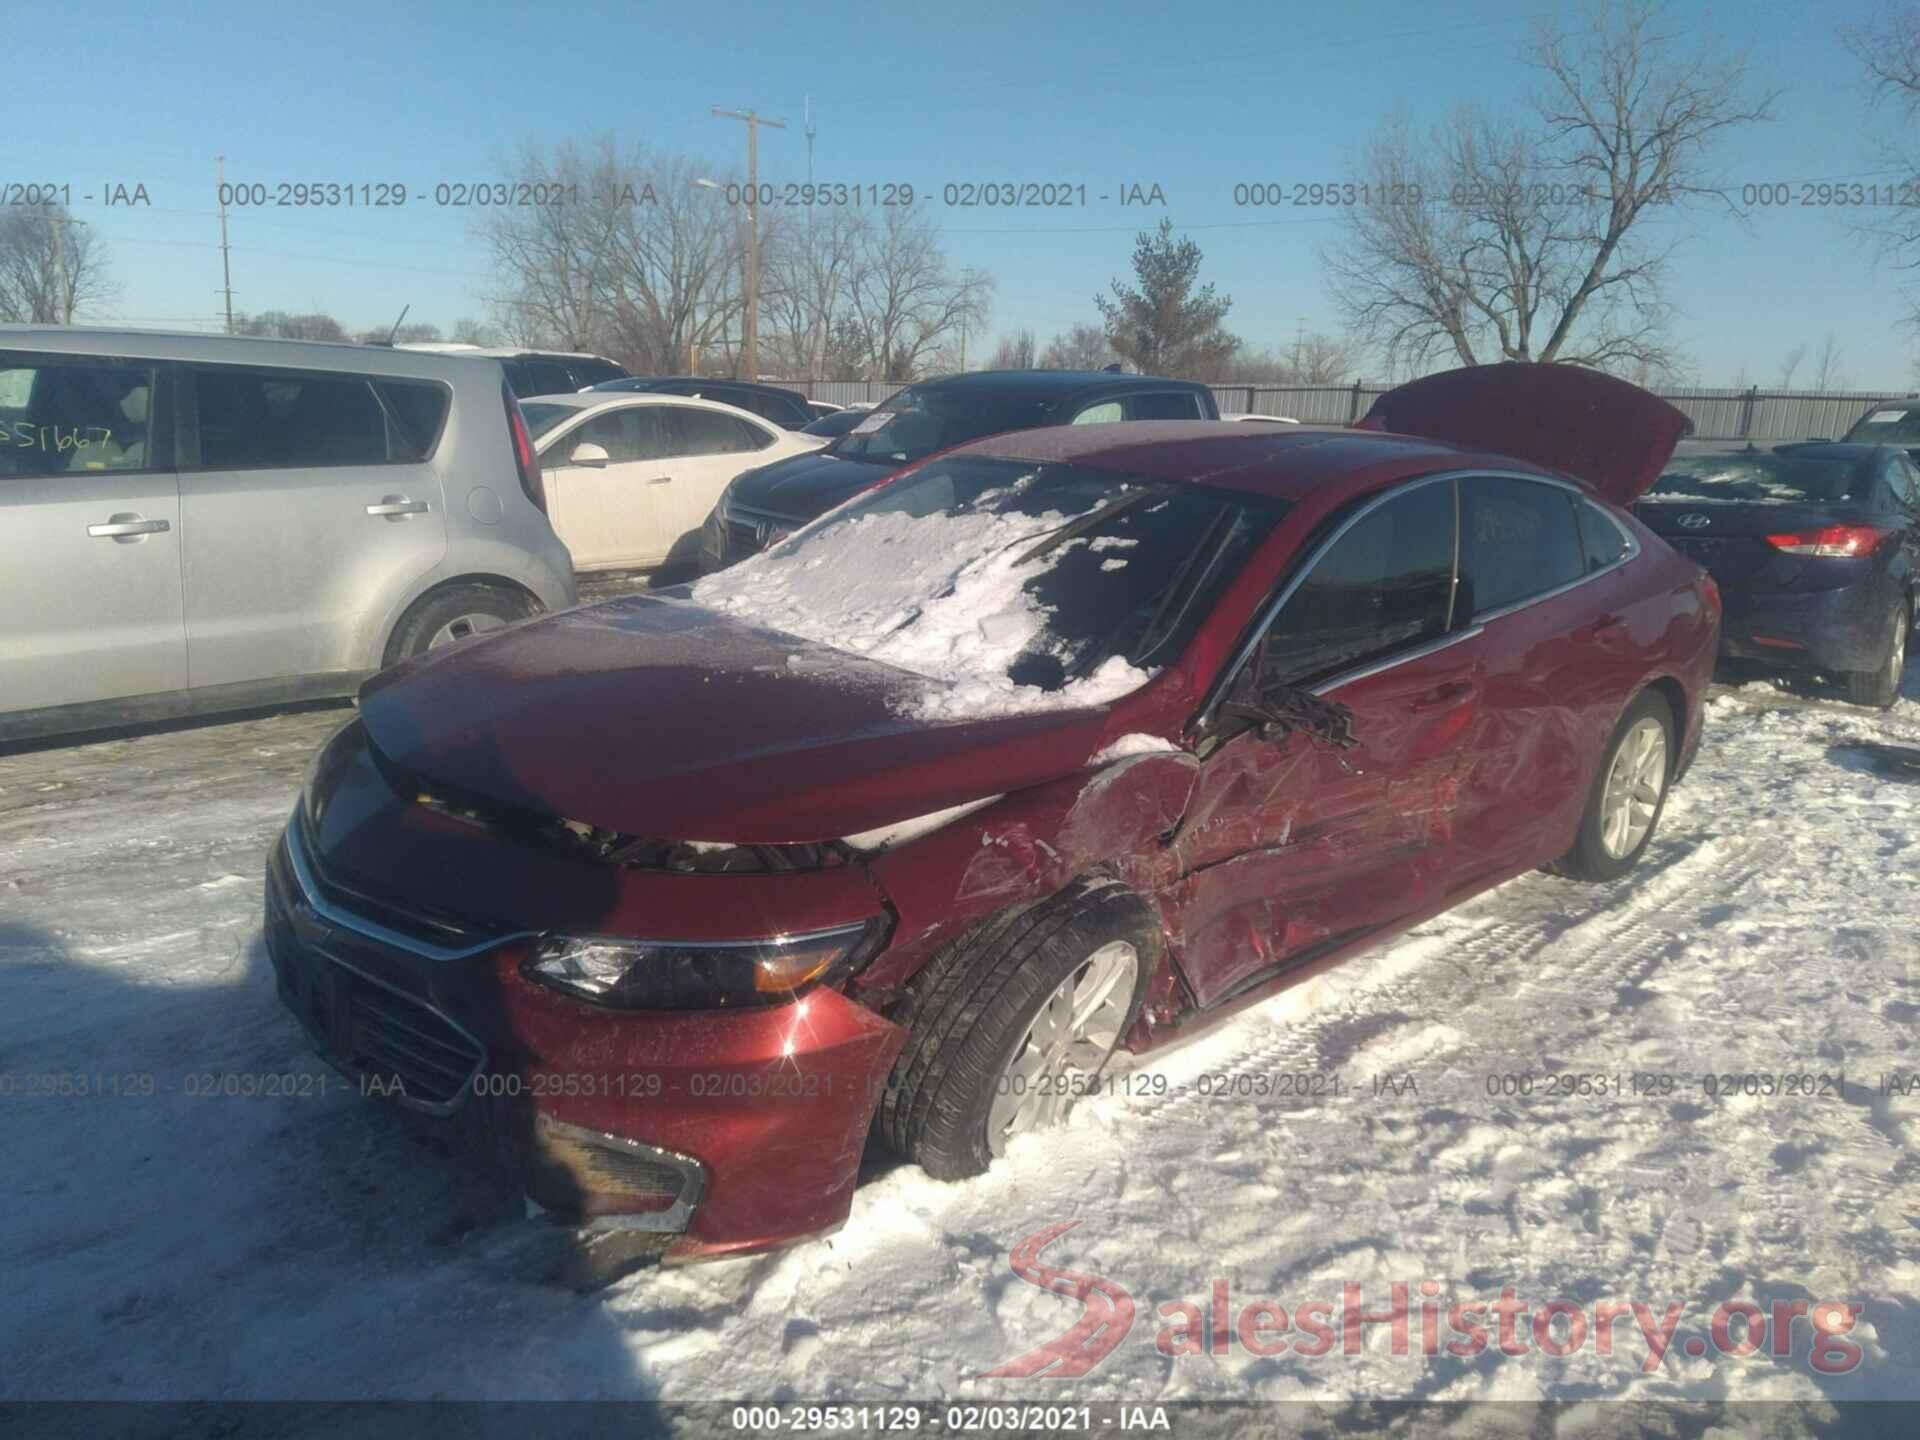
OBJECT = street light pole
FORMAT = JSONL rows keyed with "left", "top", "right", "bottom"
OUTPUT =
{"left": 712, "top": 106, "right": 785, "bottom": 380}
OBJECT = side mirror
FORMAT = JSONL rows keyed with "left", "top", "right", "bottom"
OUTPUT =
{"left": 568, "top": 442, "right": 611, "bottom": 467}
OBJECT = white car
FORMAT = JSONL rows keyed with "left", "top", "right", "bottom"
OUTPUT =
{"left": 1227, "top": 412, "right": 1302, "bottom": 424}
{"left": 521, "top": 393, "right": 825, "bottom": 571}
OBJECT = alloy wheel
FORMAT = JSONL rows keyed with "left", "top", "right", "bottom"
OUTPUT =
{"left": 427, "top": 613, "right": 508, "bottom": 650}
{"left": 986, "top": 940, "right": 1139, "bottom": 1154}
{"left": 1599, "top": 716, "right": 1667, "bottom": 860}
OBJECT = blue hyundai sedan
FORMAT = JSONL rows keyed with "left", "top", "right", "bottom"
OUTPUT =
{"left": 1636, "top": 442, "right": 1918, "bottom": 707}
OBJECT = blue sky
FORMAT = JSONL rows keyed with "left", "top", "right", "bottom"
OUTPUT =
{"left": 22, "top": 0, "right": 1917, "bottom": 386}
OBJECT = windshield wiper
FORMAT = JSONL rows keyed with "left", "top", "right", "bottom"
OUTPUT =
{"left": 1013, "top": 489, "right": 1158, "bottom": 566}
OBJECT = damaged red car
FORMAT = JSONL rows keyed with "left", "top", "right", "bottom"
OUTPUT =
{"left": 265, "top": 361, "right": 1717, "bottom": 1263}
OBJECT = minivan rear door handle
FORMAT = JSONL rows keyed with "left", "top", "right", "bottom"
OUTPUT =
{"left": 366, "top": 497, "right": 429, "bottom": 518}
{"left": 88, "top": 514, "right": 170, "bottom": 541}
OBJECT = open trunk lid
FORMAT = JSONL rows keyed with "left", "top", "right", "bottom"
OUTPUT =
{"left": 1356, "top": 361, "right": 1695, "bottom": 507}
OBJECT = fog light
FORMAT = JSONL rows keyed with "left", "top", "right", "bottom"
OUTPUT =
{"left": 527, "top": 1114, "right": 705, "bottom": 1229}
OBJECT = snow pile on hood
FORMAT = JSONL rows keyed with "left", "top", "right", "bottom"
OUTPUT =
{"left": 691, "top": 505, "right": 1154, "bottom": 721}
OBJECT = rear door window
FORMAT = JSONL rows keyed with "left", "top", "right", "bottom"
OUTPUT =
{"left": 665, "top": 405, "right": 773, "bottom": 455}
{"left": 1458, "top": 476, "right": 1587, "bottom": 615}
{"left": 1125, "top": 391, "right": 1205, "bottom": 420}
{"left": 189, "top": 367, "right": 395, "bottom": 469}
{"left": 1574, "top": 498, "right": 1630, "bottom": 573}
{"left": 0, "top": 354, "right": 161, "bottom": 478}
{"left": 1071, "top": 399, "right": 1124, "bottom": 425}
{"left": 1262, "top": 480, "right": 1457, "bottom": 686}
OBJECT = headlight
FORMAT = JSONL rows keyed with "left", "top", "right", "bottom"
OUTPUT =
{"left": 301, "top": 717, "right": 363, "bottom": 828}
{"left": 523, "top": 918, "right": 889, "bottom": 1011}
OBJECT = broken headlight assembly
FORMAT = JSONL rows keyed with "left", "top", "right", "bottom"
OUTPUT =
{"left": 523, "top": 917, "right": 890, "bottom": 1010}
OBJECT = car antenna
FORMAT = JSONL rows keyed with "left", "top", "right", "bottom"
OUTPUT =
{"left": 382, "top": 304, "right": 411, "bottom": 347}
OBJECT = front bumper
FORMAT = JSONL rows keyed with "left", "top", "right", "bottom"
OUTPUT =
{"left": 265, "top": 811, "right": 906, "bottom": 1260}
{"left": 699, "top": 498, "right": 800, "bottom": 573}
{"left": 1718, "top": 579, "right": 1892, "bottom": 672}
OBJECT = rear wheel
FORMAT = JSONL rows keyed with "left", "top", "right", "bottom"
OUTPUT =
{"left": 1844, "top": 600, "right": 1909, "bottom": 710}
{"left": 1553, "top": 690, "right": 1675, "bottom": 883}
{"left": 383, "top": 584, "right": 537, "bottom": 667}
{"left": 878, "top": 879, "right": 1158, "bottom": 1181}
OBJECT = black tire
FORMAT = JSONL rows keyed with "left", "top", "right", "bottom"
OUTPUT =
{"left": 1552, "top": 689, "right": 1676, "bottom": 883}
{"left": 877, "top": 878, "right": 1159, "bottom": 1181}
{"left": 383, "top": 584, "right": 537, "bottom": 667}
{"left": 1844, "top": 600, "right": 1910, "bottom": 710}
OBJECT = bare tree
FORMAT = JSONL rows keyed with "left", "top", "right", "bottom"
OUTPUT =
{"left": 0, "top": 206, "right": 114, "bottom": 323}
{"left": 1776, "top": 342, "right": 1808, "bottom": 389}
{"left": 1811, "top": 332, "right": 1851, "bottom": 391}
{"left": 986, "top": 328, "right": 1037, "bottom": 369}
{"left": 234, "top": 310, "right": 348, "bottom": 341}
{"left": 1842, "top": 5, "right": 1920, "bottom": 322}
{"left": 1039, "top": 323, "right": 1117, "bottom": 370}
{"left": 847, "top": 207, "right": 993, "bottom": 380}
{"left": 761, "top": 206, "right": 868, "bottom": 379}
{"left": 1324, "top": 2, "right": 1774, "bottom": 373}
{"left": 450, "top": 317, "right": 500, "bottom": 345}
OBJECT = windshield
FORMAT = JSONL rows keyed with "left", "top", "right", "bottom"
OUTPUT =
{"left": 688, "top": 456, "right": 1284, "bottom": 720}
{"left": 803, "top": 407, "right": 871, "bottom": 439}
{"left": 519, "top": 402, "right": 577, "bottom": 440}
{"left": 1648, "top": 453, "right": 1870, "bottom": 505}
{"left": 1845, "top": 405, "right": 1920, "bottom": 445}
{"left": 830, "top": 386, "right": 1056, "bottom": 465}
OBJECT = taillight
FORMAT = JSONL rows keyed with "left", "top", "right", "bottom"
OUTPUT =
{"left": 503, "top": 383, "right": 547, "bottom": 515}
{"left": 1700, "top": 573, "right": 1721, "bottom": 622}
{"left": 1763, "top": 524, "right": 1889, "bottom": 557}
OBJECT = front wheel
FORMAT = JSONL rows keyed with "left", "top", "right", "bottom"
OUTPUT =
{"left": 1553, "top": 689, "right": 1675, "bottom": 883}
{"left": 1844, "top": 600, "right": 1909, "bottom": 710}
{"left": 877, "top": 879, "right": 1158, "bottom": 1181}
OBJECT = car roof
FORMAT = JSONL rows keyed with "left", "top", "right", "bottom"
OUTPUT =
{"left": 0, "top": 324, "right": 503, "bottom": 379}
{"left": 396, "top": 343, "right": 618, "bottom": 363}
{"left": 520, "top": 390, "right": 786, "bottom": 431}
{"left": 907, "top": 368, "right": 1209, "bottom": 398}
{"left": 619, "top": 376, "right": 807, "bottom": 397}
{"left": 952, "top": 419, "right": 1560, "bottom": 502}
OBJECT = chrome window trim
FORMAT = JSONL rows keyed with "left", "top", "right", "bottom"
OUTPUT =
{"left": 1197, "top": 470, "right": 1458, "bottom": 729}
{"left": 1197, "top": 468, "right": 1641, "bottom": 729}
{"left": 284, "top": 809, "right": 534, "bottom": 962}
{"left": 1465, "top": 473, "right": 1640, "bottom": 623}
{"left": 1308, "top": 625, "right": 1486, "bottom": 697}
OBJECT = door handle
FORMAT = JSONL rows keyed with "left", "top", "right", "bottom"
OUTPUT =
{"left": 87, "top": 514, "right": 170, "bottom": 540}
{"left": 645, "top": 476, "right": 673, "bottom": 485}
{"left": 366, "top": 498, "right": 428, "bottom": 517}
{"left": 1409, "top": 680, "right": 1475, "bottom": 712}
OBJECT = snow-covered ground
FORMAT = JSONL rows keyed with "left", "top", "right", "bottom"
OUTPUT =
{"left": 2, "top": 666, "right": 1916, "bottom": 1418}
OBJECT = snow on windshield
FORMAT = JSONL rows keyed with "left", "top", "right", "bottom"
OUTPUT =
{"left": 690, "top": 500, "right": 1153, "bottom": 721}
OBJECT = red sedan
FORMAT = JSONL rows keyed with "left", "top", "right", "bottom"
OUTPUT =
{"left": 265, "top": 362, "right": 1717, "bottom": 1263}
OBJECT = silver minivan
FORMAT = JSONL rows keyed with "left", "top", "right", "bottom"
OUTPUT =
{"left": 0, "top": 327, "right": 578, "bottom": 742}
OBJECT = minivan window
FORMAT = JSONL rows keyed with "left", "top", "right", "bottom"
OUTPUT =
{"left": 0, "top": 355, "right": 158, "bottom": 478}
{"left": 1262, "top": 480, "right": 1456, "bottom": 686}
{"left": 190, "top": 367, "right": 433, "bottom": 469}
{"left": 1459, "top": 476, "right": 1586, "bottom": 615}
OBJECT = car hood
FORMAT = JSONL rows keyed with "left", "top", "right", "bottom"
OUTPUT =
{"left": 728, "top": 449, "right": 897, "bottom": 521}
{"left": 356, "top": 595, "right": 1113, "bottom": 843}
{"left": 1356, "top": 361, "right": 1694, "bottom": 507}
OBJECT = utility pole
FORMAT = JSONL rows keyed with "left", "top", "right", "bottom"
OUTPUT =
{"left": 804, "top": 95, "right": 818, "bottom": 383}
{"left": 712, "top": 106, "right": 785, "bottom": 380}
{"left": 216, "top": 156, "right": 235, "bottom": 333}
{"left": 47, "top": 209, "right": 67, "bottom": 323}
